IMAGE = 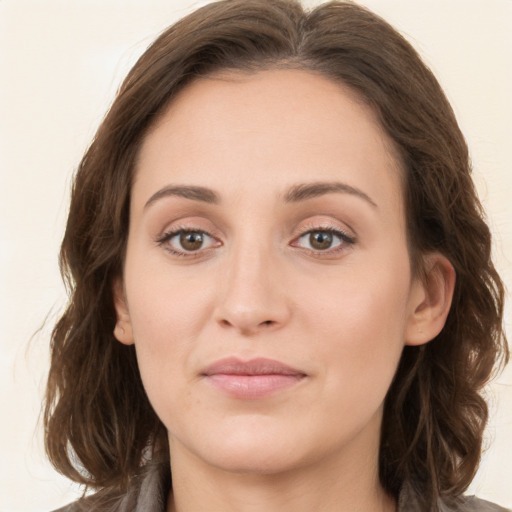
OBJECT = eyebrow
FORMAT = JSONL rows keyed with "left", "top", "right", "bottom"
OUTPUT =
{"left": 143, "top": 180, "right": 377, "bottom": 210}
{"left": 144, "top": 185, "right": 220, "bottom": 210}
{"left": 285, "top": 181, "right": 377, "bottom": 208}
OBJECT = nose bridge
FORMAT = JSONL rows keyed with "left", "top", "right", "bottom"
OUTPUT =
{"left": 215, "top": 232, "right": 289, "bottom": 334}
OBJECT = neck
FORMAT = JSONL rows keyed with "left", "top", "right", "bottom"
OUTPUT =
{"left": 168, "top": 460, "right": 395, "bottom": 512}
{"left": 166, "top": 415, "right": 396, "bottom": 512}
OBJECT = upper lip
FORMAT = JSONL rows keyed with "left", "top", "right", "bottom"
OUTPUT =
{"left": 202, "top": 357, "right": 306, "bottom": 377}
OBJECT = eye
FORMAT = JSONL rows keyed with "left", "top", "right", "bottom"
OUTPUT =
{"left": 157, "top": 229, "right": 219, "bottom": 255}
{"left": 293, "top": 228, "right": 355, "bottom": 253}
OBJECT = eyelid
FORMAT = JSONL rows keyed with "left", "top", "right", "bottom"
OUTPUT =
{"left": 155, "top": 223, "right": 222, "bottom": 258}
{"left": 293, "top": 217, "right": 356, "bottom": 241}
{"left": 154, "top": 216, "right": 222, "bottom": 243}
{"left": 153, "top": 216, "right": 356, "bottom": 259}
{"left": 291, "top": 228, "right": 354, "bottom": 247}
{"left": 289, "top": 218, "right": 357, "bottom": 256}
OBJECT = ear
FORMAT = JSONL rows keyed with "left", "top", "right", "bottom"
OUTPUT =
{"left": 405, "top": 253, "right": 456, "bottom": 346}
{"left": 112, "top": 278, "right": 134, "bottom": 345}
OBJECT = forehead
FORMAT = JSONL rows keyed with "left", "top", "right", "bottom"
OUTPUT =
{"left": 143, "top": 68, "right": 389, "bottom": 151}
{"left": 133, "top": 68, "right": 404, "bottom": 214}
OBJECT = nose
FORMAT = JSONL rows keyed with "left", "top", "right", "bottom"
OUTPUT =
{"left": 214, "top": 242, "right": 291, "bottom": 336}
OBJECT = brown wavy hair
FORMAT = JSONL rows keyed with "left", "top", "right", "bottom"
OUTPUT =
{"left": 44, "top": 1, "right": 508, "bottom": 510}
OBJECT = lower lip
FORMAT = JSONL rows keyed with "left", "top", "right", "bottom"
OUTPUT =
{"left": 205, "top": 374, "right": 304, "bottom": 399}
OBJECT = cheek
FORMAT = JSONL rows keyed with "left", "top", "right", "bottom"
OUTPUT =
{"left": 122, "top": 257, "right": 217, "bottom": 409}
{"left": 127, "top": 284, "right": 204, "bottom": 430}
{"left": 125, "top": 249, "right": 215, "bottom": 343}
{"left": 299, "top": 258, "right": 411, "bottom": 394}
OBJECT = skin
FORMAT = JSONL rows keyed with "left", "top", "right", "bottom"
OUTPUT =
{"left": 114, "top": 69, "right": 454, "bottom": 512}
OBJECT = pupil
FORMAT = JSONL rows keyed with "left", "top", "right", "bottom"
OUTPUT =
{"left": 310, "top": 231, "right": 332, "bottom": 250}
{"left": 180, "top": 232, "right": 203, "bottom": 251}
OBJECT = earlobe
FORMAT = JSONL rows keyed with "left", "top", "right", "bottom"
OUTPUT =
{"left": 112, "top": 278, "right": 135, "bottom": 345}
{"left": 405, "top": 253, "right": 456, "bottom": 346}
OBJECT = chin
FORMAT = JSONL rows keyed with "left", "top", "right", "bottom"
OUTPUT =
{"left": 203, "top": 445, "right": 308, "bottom": 477}
{"left": 170, "top": 415, "right": 318, "bottom": 476}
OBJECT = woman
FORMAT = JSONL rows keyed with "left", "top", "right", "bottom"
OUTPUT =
{"left": 45, "top": 1, "right": 509, "bottom": 511}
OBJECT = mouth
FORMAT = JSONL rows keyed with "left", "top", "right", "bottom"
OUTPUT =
{"left": 201, "top": 357, "right": 307, "bottom": 400}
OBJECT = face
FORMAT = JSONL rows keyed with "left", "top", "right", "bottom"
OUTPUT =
{"left": 114, "top": 69, "right": 439, "bottom": 478}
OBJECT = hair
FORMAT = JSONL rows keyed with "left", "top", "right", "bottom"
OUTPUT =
{"left": 44, "top": 1, "right": 508, "bottom": 510}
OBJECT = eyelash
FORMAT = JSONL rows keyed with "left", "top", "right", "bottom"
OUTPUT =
{"left": 155, "top": 227, "right": 220, "bottom": 258}
{"left": 155, "top": 225, "right": 356, "bottom": 258}
{"left": 292, "top": 227, "right": 356, "bottom": 257}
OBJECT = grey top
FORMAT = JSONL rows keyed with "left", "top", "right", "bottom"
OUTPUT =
{"left": 54, "top": 463, "right": 510, "bottom": 512}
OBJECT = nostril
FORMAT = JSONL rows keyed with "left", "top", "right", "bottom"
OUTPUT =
{"left": 217, "top": 314, "right": 281, "bottom": 336}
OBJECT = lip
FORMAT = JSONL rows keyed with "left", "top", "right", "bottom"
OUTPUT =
{"left": 201, "top": 357, "right": 307, "bottom": 399}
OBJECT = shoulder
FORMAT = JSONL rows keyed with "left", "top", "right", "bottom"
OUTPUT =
{"left": 399, "top": 482, "right": 510, "bottom": 512}
{"left": 52, "top": 504, "right": 78, "bottom": 512}
{"left": 448, "top": 495, "right": 511, "bottom": 512}
{"left": 50, "top": 462, "right": 171, "bottom": 512}
{"left": 51, "top": 489, "right": 143, "bottom": 512}
{"left": 50, "top": 494, "right": 116, "bottom": 512}
{"left": 51, "top": 500, "right": 90, "bottom": 512}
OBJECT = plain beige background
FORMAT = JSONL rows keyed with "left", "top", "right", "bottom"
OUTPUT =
{"left": 0, "top": 0, "right": 511, "bottom": 510}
